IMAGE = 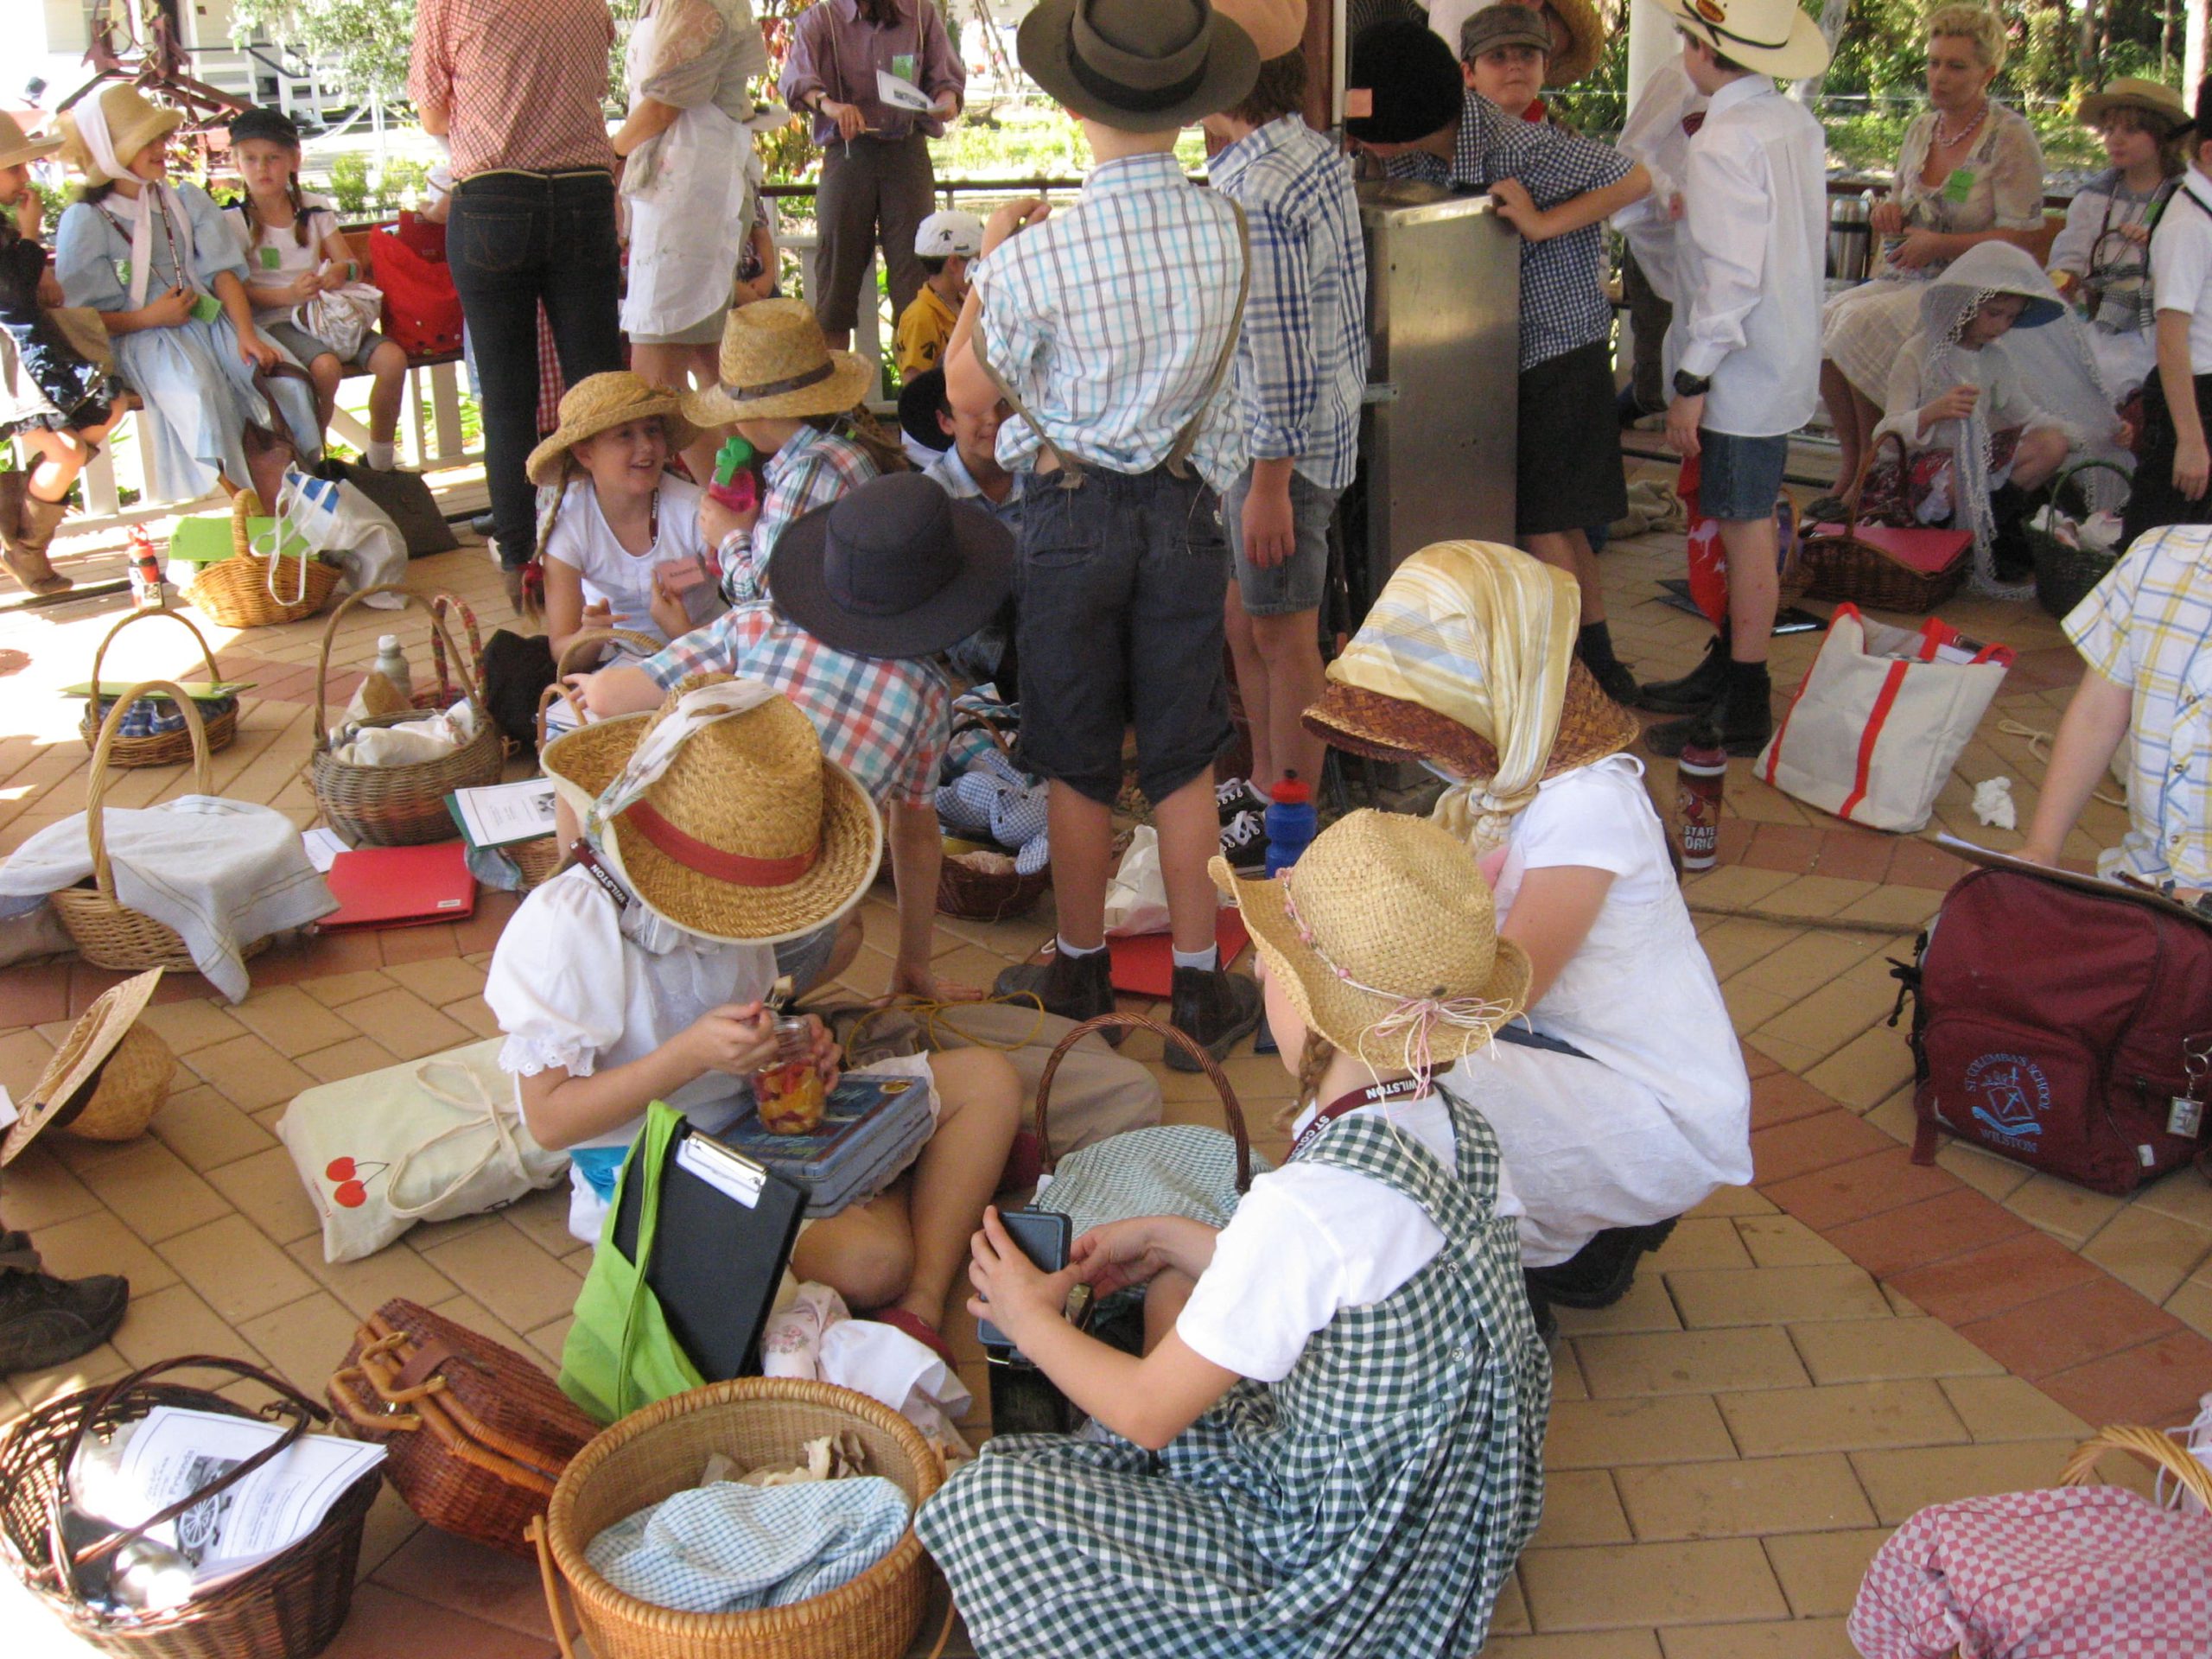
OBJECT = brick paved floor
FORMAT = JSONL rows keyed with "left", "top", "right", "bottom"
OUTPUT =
{"left": 0, "top": 480, "right": 2205, "bottom": 1658}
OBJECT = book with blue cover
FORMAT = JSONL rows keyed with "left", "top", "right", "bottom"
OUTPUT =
{"left": 720, "top": 1071, "right": 934, "bottom": 1217}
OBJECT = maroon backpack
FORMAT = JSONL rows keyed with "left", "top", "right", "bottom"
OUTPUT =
{"left": 1896, "top": 864, "right": 2212, "bottom": 1194}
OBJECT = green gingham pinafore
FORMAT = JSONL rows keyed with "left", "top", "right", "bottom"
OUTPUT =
{"left": 916, "top": 1087, "right": 1552, "bottom": 1659}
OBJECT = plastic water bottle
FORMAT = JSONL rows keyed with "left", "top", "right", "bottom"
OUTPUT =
{"left": 372, "top": 634, "right": 414, "bottom": 705}
{"left": 127, "top": 527, "right": 165, "bottom": 610}
{"left": 1675, "top": 727, "right": 1728, "bottom": 872}
{"left": 707, "top": 435, "right": 759, "bottom": 515}
{"left": 1262, "top": 772, "right": 1317, "bottom": 878}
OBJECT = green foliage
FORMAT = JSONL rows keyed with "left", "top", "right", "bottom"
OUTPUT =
{"left": 230, "top": 0, "right": 415, "bottom": 102}
{"left": 326, "top": 150, "right": 372, "bottom": 215}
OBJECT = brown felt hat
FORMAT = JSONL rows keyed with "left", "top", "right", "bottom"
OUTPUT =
{"left": 1018, "top": 0, "right": 1260, "bottom": 133}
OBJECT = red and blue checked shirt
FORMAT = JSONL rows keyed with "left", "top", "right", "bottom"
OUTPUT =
{"left": 640, "top": 603, "right": 950, "bottom": 809}
{"left": 718, "top": 423, "right": 882, "bottom": 602}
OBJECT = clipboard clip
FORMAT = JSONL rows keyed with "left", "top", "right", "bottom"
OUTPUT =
{"left": 677, "top": 1132, "right": 768, "bottom": 1209}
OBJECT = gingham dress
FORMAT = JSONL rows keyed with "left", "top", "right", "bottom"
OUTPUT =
{"left": 917, "top": 1088, "right": 1551, "bottom": 1659}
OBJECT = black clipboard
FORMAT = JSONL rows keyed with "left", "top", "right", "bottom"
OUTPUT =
{"left": 609, "top": 1121, "right": 810, "bottom": 1382}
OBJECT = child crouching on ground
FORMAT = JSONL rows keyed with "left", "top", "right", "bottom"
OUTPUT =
{"left": 486, "top": 676, "right": 1020, "bottom": 1362}
{"left": 919, "top": 810, "right": 1548, "bottom": 1658}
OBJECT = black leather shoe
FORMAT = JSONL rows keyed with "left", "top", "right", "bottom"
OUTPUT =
{"left": 1586, "top": 652, "right": 1640, "bottom": 707}
{"left": 995, "top": 947, "right": 1117, "bottom": 1032}
{"left": 1645, "top": 677, "right": 1772, "bottom": 759}
{"left": 0, "top": 1234, "right": 129, "bottom": 1377}
{"left": 1636, "top": 633, "right": 1729, "bottom": 714}
{"left": 1166, "top": 966, "right": 1262, "bottom": 1071}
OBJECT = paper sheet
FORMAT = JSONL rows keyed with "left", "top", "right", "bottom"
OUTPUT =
{"left": 874, "top": 69, "right": 935, "bottom": 113}
{"left": 446, "top": 779, "right": 559, "bottom": 849}
{"left": 300, "top": 827, "right": 347, "bottom": 873}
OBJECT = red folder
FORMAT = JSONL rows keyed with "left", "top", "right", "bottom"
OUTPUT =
{"left": 1107, "top": 912, "right": 1251, "bottom": 997}
{"left": 321, "top": 841, "right": 477, "bottom": 931}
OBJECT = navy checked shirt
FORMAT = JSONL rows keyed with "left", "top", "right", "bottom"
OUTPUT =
{"left": 1387, "top": 92, "right": 1633, "bottom": 369}
{"left": 1210, "top": 116, "right": 1369, "bottom": 493}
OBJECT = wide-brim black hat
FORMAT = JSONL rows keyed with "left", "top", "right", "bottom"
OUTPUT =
{"left": 770, "top": 474, "right": 1014, "bottom": 660}
{"left": 1019, "top": 0, "right": 1260, "bottom": 133}
{"left": 897, "top": 368, "right": 953, "bottom": 454}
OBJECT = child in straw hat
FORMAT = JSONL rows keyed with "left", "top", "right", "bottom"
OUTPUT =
{"left": 486, "top": 676, "right": 1020, "bottom": 1362}
{"left": 2049, "top": 78, "right": 2189, "bottom": 398}
{"left": 527, "top": 371, "right": 722, "bottom": 667}
{"left": 1303, "top": 542, "right": 1750, "bottom": 1319}
{"left": 920, "top": 808, "right": 1548, "bottom": 1659}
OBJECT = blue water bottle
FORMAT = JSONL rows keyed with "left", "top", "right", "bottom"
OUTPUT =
{"left": 1262, "top": 772, "right": 1316, "bottom": 878}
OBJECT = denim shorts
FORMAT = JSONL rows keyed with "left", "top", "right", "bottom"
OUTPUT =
{"left": 1223, "top": 468, "right": 1339, "bottom": 617}
{"left": 1014, "top": 463, "right": 1233, "bottom": 806}
{"left": 1697, "top": 429, "right": 1792, "bottom": 523}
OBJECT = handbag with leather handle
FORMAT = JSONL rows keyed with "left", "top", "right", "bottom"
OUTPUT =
{"left": 240, "top": 359, "right": 321, "bottom": 509}
{"left": 319, "top": 456, "right": 460, "bottom": 556}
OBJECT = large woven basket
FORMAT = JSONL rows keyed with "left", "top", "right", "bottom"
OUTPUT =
{"left": 51, "top": 680, "right": 274, "bottom": 974}
{"left": 2027, "top": 457, "right": 2133, "bottom": 621}
{"left": 311, "top": 587, "right": 505, "bottom": 846}
{"left": 78, "top": 610, "right": 238, "bottom": 770}
{"left": 0, "top": 1356, "right": 380, "bottom": 1659}
{"left": 185, "top": 491, "right": 342, "bottom": 629}
{"left": 1798, "top": 435, "right": 1970, "bottom": 613}
{"left": 410, "top": 592, "right": 486, "bottom": 712}
{"left": 530, "top": 1378, "right": 943, "bottom": 1659}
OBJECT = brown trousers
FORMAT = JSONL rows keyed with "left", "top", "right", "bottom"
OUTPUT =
{"left": 812, "top": 133, "right": 935, "bottom": 334}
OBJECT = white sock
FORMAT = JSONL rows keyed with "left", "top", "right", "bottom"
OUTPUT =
{"left": 1172, "top": 944, "right": 1218, "bottom": 973}
{"left": 365, "top": 440, "right": 396, "bottom": 471}
{"left": 1055, "top": 935, "right": 1105, "bottom": 959}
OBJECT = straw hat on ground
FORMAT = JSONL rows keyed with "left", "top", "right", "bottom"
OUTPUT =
{"left": 1651, "top": 0, "right": 1828, "bottom": 80}
{"left": 540, "top": 677, "right": 881, "bottom": 945}
{"left": 1211, "top": 810, "right": 1531, "bottom": 1074}
{"left": 3, "top": 969, "right": 175, "bottom": 1165}
{"left": 526, "top": 372, "right": 702, "bottom": 487}
{"left": 2078, "top": 78, "right": 2190, "bottom": 136}
{"left": 683, "top": 300, "right": 874, "bottom": 427}
{"left": 56, "top": 86, "right": 184, "bottom": 184}
{"left": 0, "top": 112, "right": 61, "bottom": 170}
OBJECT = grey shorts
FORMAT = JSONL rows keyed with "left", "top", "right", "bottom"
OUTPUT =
{"left": 263, "top": 317, "right": 389, "bottom": 372}
{"left": 1697, "top": 429, "right": 1791, "bottom": 523}
{"left": 632, "top": 307, "right": 728, "bottom": 348}
{"left": 1223, "top": 467, "right": 1338, "bottom": 617}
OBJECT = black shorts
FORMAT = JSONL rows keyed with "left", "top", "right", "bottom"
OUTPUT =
{"left": 1014, "top": 464, "right": 1233, "bottom": 807}
{"left": 1516, "top": 340, "right": 1630, "bottom": 537}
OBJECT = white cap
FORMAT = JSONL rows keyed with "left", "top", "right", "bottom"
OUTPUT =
{"left": 915, "top": 210, "right": 984, "bottom": 260}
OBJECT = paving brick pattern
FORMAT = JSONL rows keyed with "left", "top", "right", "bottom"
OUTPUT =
{"left": 0, "top": 492, "right": 2206, "bottom": 1657}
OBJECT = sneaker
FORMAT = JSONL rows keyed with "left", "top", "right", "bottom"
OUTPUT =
{"left": 1524, "top": 1218, "right": 1679, "bottom": 1311}
{"left": 1219, "top": 810, "right": 1269, "bottom": 874}
{"left": 994, "top": 945, "right": 1118, "bottom": 1032}
{"left": 1214, "top": 778, "right": 1267, "bottom": 823}
{"left": 0, "top": 1235, "right": 129, "bottom": 1377}
{"left": 1166, "top": 965, "right": 1262, "bottom": 1071}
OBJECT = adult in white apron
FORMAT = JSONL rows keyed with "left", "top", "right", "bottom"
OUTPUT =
{"left": 614, "top": 0, "right": 769, "bottom": 479}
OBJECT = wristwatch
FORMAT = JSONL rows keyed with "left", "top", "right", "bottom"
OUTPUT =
{"left": 1673, "top": 369, "right": 1713, "bottom": 399}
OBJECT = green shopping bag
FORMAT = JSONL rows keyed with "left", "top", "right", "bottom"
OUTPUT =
{"left": 556, "top": 1103, "right": 706, "bottom": 1422}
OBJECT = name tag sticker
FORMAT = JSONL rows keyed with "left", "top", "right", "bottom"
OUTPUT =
{"left": 192, "top": 291, "right": 224, "bottom": 323}
{"left": 1942, "top": 167, "right": 1977, "bottom": 205}
{"left": 259, "top": 245, "right": 283, "bottom": 270}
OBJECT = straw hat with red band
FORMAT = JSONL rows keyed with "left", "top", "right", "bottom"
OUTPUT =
{"left": 540, "top": 677, "right": 882, "bottom": 945}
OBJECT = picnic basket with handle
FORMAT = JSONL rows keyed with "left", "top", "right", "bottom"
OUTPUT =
{"left": 2025, "top": 456, "right": 2133, "bottom": 621}
{"left": 77, "top": 610, "right": 238, "bottom": 769}
{"left": 937, "top": 710, "right": 1052, "bottom": 924}
{"left": 185, "top": 490, "right": 342, "bottom": 630}
{"left": 1798, "top": 434, "right": 1972, "bottom": 613}
{"left": 505, "top": 628, "right": 662, "bottom": 887}
{"left": 410, "top": 592, "right": 486, "bottom": 712}
{"left": 51, "top": 681, "right": 274, "bottom": 973}
{"left": 310, "top": 587, "right": 505, "bottom": 846}
{"left": 0, "top": 1355, "right": 382, "bottom": 1659}
{"left": 528, "top": 1377, "right": 944, "bottom": 1659}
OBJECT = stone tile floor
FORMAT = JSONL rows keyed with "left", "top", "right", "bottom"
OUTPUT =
{"left": 0, "top": 483, "right": 2207, "bottom": 1657}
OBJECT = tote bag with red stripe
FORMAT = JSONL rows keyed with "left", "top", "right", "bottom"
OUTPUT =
{"left": 1755, "top": 605, "right": 2012, "bottom": 832}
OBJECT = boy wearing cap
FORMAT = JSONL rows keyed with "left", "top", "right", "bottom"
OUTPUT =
{"left": 895, "top": 208, "right": 984, "bottom": 379}
{"left": 1347, "top": 18, "right": 1650, "bottom": 702}
{"left": 941, "top": 0, "right": 1267, "bottom": 1065}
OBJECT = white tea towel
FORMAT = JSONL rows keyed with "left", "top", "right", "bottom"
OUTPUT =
{"left": 0, "top": 797, "right": 335, "bottom": 1001}
{"left": 330, "top": 701, "right": 479, "bottom": 766}
{"left": 586, "top": 1477, "right": 909, "bottom": 1613}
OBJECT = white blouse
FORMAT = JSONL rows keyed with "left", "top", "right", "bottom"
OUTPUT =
{"left": 542, "top": 474, "right": 715, "bottom": 643}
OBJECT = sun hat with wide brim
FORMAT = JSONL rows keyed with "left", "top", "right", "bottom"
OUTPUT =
{"left": 1213, "top": 0, "right": 1307, "bottom": 62}
{"left": 1306, "top": 655, "right": 1638, "bottom": 784}
{"left": 526, "top": 372, "right": 702, "bottom": 488}
{"left": 1211, "top": 810, "right": 1531, "bottom": 1072}
{"left": 1652, "top": 0, "right": 1830, "bottom": 80}
{"left": 682, "top": 299, "right": 875, "bottom": 428}
{"left": 540, "top": 677, "right": 883, "bottom": 946}
{"left": 1532, "top": 0, "right": 1606, "bottom": 87}
{"left": 57, "top": 86, "right": 185, "bottom": 185}
{"left": 1019, "top": 0, "right": 1260, "bottom": 134}
{"left": 0, "top": 111, "right": 62, "bottom": 170}
{"left": 2, "top": 968, "right": 173, "bottom": 1165}
{"left": 2078, "top": 77, "right": 2190, "bottom": 136}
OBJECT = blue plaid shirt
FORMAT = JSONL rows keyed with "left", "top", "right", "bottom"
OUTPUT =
{"left": 1387, "top": 92, "right": 1633, "bottom": 369}
{"left": 971, "top": 152, "right": 1254, "bottom": 494}
{"left": 1210, "top": 116, "right": 1368, "bottom": 493}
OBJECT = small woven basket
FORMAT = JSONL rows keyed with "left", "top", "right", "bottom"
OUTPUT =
{"left": 51, "top": 681, "right": 275, "bottom": 974}
{"left": 936, "top": 712, "right": 1051, "bottom": 923}
{"left": 2026, "top": 457, "right": 2133, "bottom": 621}
{"left": 311, "top": 587, "right": 505, "bottom": 846}
{"left": 77, "top": 610, "right": 238, "bottom": 770}
{"left": 2057, "top": 1421, "right": 2212, "bottom": 1510}
{"left": 0, "top": 1356, "right": 381, "bottom": 1659}
{"left": 185, "top": 491, "right": 342, "bottom": 629}
{"left": 1798, "top": 435, "right": 1970, "bottom": 613}
{"left": 531, "top": 1378, "right": 943, "bottom": 1659}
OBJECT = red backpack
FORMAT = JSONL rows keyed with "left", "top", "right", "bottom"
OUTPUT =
{"left": 1896, "top": 862, "right": 2212, "bottom": 1194}
{"left": 370, "top": 212, "right": 464, "bottom": 360}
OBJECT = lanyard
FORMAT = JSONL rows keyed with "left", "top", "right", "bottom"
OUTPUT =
{"left": 1289, "top": 1075, "right": 1425, "bottom": 1161}
{"left": 100, "top": 200, "right": 183, "bottom": 284}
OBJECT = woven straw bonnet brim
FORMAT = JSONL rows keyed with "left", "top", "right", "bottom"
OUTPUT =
{"left": 2, "top": 968, "right": 166, "bottom": 1165}
{"left": 1538, "top": 0, "right": 1605, "bottom": 86}
{"left": 0, "top": 114, "right": 62, "bottom": 170}
{"left": 526, "top": 375, "right": 702, "bottom": 487}
{"left": 1208, "top": 815, "right": 1531, "bottom": 1068}
{"left": 1304, "top": 655, "right": 1639, "bottom": 785}
{"left": 2078, "top": 78, "right": 2191, "bottom": 134}
{"left": 681, "top": 300, "right": 875, "bottom": 426}
{"left": 57, "top": 88, "right": 184, "bottom": 185}
{"left": 540, "top": 709, "right": 884, "bottom": 946}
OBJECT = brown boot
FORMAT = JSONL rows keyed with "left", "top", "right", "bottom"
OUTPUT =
{"left": 0, "top": 479, "right": 72, "bottom": 596}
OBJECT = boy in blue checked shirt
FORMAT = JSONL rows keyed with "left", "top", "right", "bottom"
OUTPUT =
{"left": 1347, "top": 18, "right": 1650, "bottom": 702}
{"left": 1202, "top": 3, "right": 1368, "bottom": 841}
{"left": 942, "top": 0, "right": 1268, "bottom": 1068}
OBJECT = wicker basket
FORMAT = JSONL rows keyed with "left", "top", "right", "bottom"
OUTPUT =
{"left": 2057, "top": 1421, "right": 2212, "bottom": 1510}
{"left": 1799, "top": 434, "right": 1971, "bottom": 613}
{"left": 185, "top": 491, "right": 343, "bottom": 629}
{"left": 1034, "top": 1011, "right": 1255, "bottom": 1186}
{"left": 77, "top": 610, "right": 239, "bottom": 769}
{"left": 311, "top": 587, "right": 505, "bottom": 846}
{"left": 2027, "top": 457, "right": 2133, "bottom": 621}
{"left": 530, "top": 1378, "right": 944, "bottom": 1659}
{"left": 0, "top": 1356, "right": 381, "bottom": 1659}
{"left": 936, "top": 711, "right": 1050, "bottom": 923}
{"left": 51, "top": 681, "right": 275, "bottom": 974}
{"left": 410, "top": 593, "right": 486, "bottom": 711}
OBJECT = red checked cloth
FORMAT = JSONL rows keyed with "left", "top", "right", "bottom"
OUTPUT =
{"left": 1849, "top": 1484, "right": 2212, "bottom": 1657}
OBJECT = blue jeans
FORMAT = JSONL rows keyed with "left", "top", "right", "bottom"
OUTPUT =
{"left": 448, "top": 171, "right": 623, "bottom": 566}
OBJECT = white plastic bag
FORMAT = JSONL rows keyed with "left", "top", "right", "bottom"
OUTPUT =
{"left": 263, "top": 467, "right": 407, "bottom": 607}
{"left": 296, "top": 284, "right": 385, "bottom": 362}
{"left": 1103, "top": 826, "right": 1171, "bottom": 938}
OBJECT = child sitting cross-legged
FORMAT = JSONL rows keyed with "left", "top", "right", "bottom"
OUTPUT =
{"left": 918, "top": 808, "right": 1549, "bottom": 1659}
{"left": 486, "top": 676, "right": 1020, "bottom": 1363}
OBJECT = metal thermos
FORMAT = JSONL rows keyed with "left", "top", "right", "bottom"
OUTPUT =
{"left": 1827, "top": 190, "right": 1873, "bottom": 283}
{"left": 1675, "top": 728, "right": 1728, "bottom": 873}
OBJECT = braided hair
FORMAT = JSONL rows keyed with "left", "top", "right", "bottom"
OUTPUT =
{"left": 1287, "top": 1030, "right": 1338, "bottom": 1128}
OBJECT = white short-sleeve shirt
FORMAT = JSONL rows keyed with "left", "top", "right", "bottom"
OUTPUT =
{"left": 2152, "top": 173, "right": 2212, "bottom": 374}
{"left": 541, "top": 474, "right": 715, "bottom": 643}
{"left": 224, "top": 191, "right": 341, "bottom": 289}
